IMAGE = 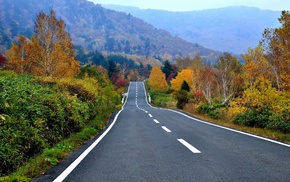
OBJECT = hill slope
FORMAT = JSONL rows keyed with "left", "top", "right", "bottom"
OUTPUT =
{"left": 0, "top": 0, "right": 221, "bottom": 62}
{"left": 103, "top": 5, "right": 281, "bottom": 54}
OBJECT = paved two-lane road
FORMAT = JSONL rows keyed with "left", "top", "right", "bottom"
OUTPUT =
{"left": 36, "top": 82, "right": 290, "bottom": 182}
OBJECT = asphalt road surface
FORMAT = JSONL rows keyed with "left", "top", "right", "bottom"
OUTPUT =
{"left": 35, "top": 82, "right": 290, "bottom": 182}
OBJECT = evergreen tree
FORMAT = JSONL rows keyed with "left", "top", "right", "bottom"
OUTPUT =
{"left": 162, "top": 60, "right": 173, "bottom": 79}
{"left": 181, "top": 80, "right": 190, "bottom": 92}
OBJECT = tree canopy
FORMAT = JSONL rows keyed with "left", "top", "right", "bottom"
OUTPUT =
{"left": 6, "top": 9, "right": 80, "bottom": 77}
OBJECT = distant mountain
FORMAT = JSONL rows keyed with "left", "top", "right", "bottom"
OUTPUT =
{"left": 0, "top": 0, "right": 222, "bottom": 63}
{"left": 103, "top": 5, "right": 281, "bottom": 54}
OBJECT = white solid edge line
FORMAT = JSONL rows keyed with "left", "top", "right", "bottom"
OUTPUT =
{"left": 169, "top": 109, "right": 290, "bottom": 148}
{"left": 178, "top": 139, "right": 201, "bottom": 154}
{"left": 161, "top": 126, "right": 172, "bottom": 133}
{"left": 141, "top": 81, "right": 290, "bottom": 148}
{"left": 53, "top": 82, "right": 132, "bottom": 182}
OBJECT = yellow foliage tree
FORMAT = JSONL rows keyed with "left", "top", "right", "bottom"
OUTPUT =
{"left": 243, "top": 44, "right": 271, "bottom": 88}
{"left": 149, "top": 66, "right": 168, "bottom": 92}
{"left": 170, "top": 69, "right": 194, "bottom": 91}
{"left": 228, "top": 77, "right": 289, "bottom": 119}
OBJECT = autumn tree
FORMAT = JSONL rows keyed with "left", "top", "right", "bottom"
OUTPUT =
{"left": 262, "top": 10, "right": 290, "bottom": 92}
{"left": 170, "top": 69, "right": 194, "bottom": 92}
{"left": 149, "top": 66, "right": 168, "bottom": 92}
{"left": 6, "top": 35, "right": 31, "bottom": 74}
{"left": 199, "top": 65, "right": 217, "bottom": 105}
{"left": 6, "top": 10, "right": 80, "bottom": 77}
{"left": 32, "top": 9, "right": 79, "bottom": 77}
{"left": 242, "top": 44, "right": 270, "bottom": 88}
{"left": 191, "top": 55, "right": 204, "bottom": 92}
{"left": 216, "top": 53, "right": 243, "bottom": 104}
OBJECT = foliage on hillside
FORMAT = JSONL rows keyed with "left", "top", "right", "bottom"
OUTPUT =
{"left": 147, "top": 11, "right": 290, "bottom": 134}
{"left": 0, "top": 68, "right": 120, "bottom": 176}
{"left": 0, "top": 0, "right": 221, "bottom": 62}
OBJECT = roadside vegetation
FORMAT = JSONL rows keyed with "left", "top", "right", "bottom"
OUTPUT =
{"left": 0, "top": 67, "right": 121, "bottom": 181}
{"left": 1, "top": 6, "right": 290, "bottom": 182}
{"left": 148, "top": 11, "right": 290, "bottom": 143}
{"left": 0, "top": 10, "right": 122, "bottom": 181}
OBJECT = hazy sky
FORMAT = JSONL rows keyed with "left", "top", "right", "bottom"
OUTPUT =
{"left": 88, "top": 0, "right": 290, "bottom": 11}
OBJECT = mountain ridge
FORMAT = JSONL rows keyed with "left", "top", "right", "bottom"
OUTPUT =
{"left": 0, "top": 0, "right": 221, "bottom": 63}
{"left": 102, "top": 4, "right": 281, "bottom": 53}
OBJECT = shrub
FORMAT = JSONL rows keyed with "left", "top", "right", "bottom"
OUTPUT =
{"left": 197, "top": 103, "right": 225, "bottom": 119}
{"left": 174, "top": 90, "right": 190, "bottom": 109}
{"left": 233, "top": 106, "right": 273, "bottom": 128}
{"left": 0, "top": 71, "right": 120, "bottom": 176}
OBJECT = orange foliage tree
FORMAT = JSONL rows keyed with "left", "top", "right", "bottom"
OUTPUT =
{"left": 6, "top": 35, "right": 32, "bottom": 74}
{"left": 149, "top": 66, "right": 168, "bottom": 92}
{"left": 6, "top": 9, "right": 80, "bottom": 77}
{"left": 242, "top": 44, "right": 271, "bottom": 88}
{"left": 262, "top": 10, "right": 290, "bottom": 92}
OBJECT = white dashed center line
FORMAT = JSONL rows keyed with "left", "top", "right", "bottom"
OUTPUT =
{"left": 178, "top": 139, "right": 201, "bottom": 154}
{"left": 161, "top": 126, "right": 172, "bottom": 133}
{"left": 153, "top": 119, "right": 160, "bottom": 124}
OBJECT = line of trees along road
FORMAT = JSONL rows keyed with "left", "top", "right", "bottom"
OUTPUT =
{"left": 149, "top": 11, "right": 290, "bottom": 135}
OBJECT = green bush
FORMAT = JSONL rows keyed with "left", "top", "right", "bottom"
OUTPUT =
{"left": 197, "top": 103, "right": 225, "bottom": 119}
{"left": 233, "top": 106, "right": 273, "bottom": 128}
{"left": 150, "top": 91, "right": 175, "bottom": 107}
{"left": 0, "top": 69, "right": 120, "bottom": 176}
{"left": 174, "top": 90, "right": 190, "bottom": 109}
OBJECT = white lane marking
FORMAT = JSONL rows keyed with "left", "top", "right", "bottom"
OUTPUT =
{"left": 167, "top": 109, "right": 290, "bottom": 148}
{"left": 154, "top": 119, "right": 160, "bottom": 124}
{"left": 161, "top": 126, "right": 172, "bottom": 133}
{"left": 53, "top": 83, "right": 132, "bottom": 182}
{"left": 178, "top": 139, "right": 201, "bottom": 154}
{"left": 145, "top": 111, "right": 148, "bottom": 113}
{"left": 141, "top": 81, "right": 290, "bottom": 148}
{"left": 148, "top": 114, "right": 153, "bottom": 118}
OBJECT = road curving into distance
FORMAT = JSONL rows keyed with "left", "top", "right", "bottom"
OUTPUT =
{"left": 35, "top": 82, "right": 290, "bottom": 182}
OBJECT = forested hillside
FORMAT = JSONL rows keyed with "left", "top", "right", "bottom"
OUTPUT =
{"left": 0, "top": 0, "right": 221, "bottom": 62}
{"left": 103, "top": 5, "right": 281, "bottom": 54}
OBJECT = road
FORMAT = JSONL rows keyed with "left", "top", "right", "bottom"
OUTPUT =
{"left": 36, "top": 82, "right": 290, "bottom": 182}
